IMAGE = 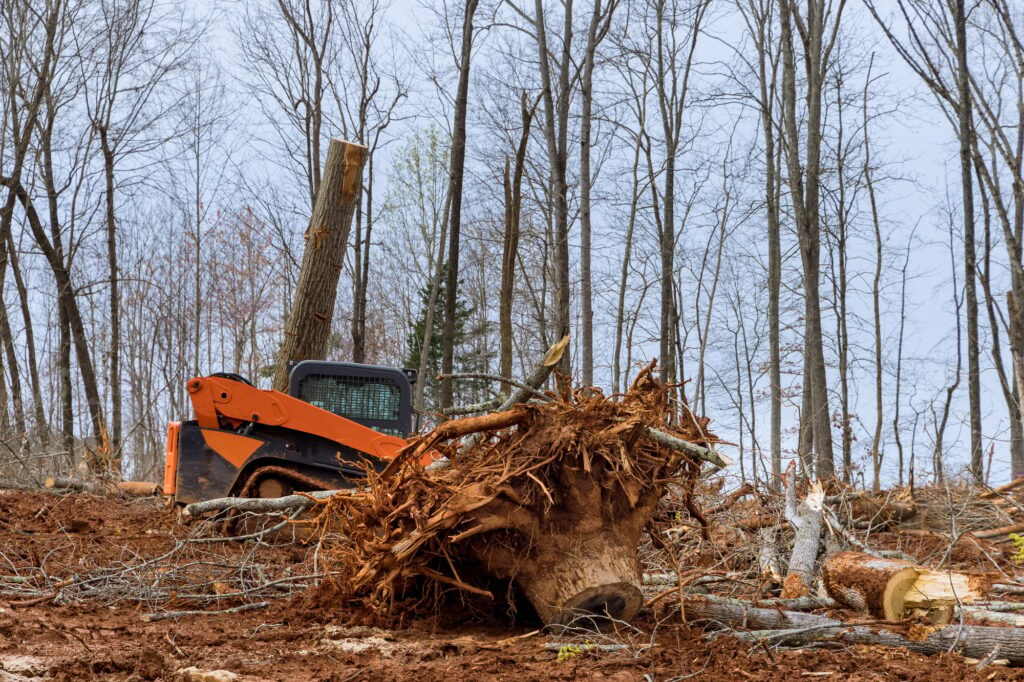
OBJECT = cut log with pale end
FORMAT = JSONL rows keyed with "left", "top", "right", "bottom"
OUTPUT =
{"left": 514, "top": 539, "right": 643, "bottom": 629}
{"left": 117, "top": 481, "right": 161, "bottom": 496}
{"left": 822, "top": 551, "right": 989, "bottom": 624}
{"left": 44, "top": 476, "right": 161, "bottom": 497}
{"left": 468, "top": 466, "right": 649, "bottom": 630}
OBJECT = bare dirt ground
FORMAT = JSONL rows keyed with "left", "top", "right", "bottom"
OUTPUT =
{"left": 2, "top": 489, "right": 1023, "bottom": 681}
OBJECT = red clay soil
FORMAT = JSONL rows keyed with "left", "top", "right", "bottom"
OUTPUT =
{"left": 1, "top": 490, "right": 1023, "bottom": 681}
{"left": 3, "top": 604, "right": 1023, "bottom": 681}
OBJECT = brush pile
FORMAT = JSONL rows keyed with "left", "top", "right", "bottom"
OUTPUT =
{"left": 308, "top": 362, "right": 719, "bottom": 626}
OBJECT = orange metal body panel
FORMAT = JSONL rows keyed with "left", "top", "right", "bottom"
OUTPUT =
{"left": 185, "top": 376, "right": 431, "bottom": 466}
{"left": 163, "top": 421, "right": 181, "bottom": 495}
{"left": 202, "top": 430, "right": 265, "bottom": 469}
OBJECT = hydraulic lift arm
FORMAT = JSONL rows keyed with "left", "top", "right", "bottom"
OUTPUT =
{"left": 185, "top": 375, "right": 418, "bottom": 463}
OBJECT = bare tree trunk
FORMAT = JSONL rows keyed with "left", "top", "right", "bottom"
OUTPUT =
{"left": 0, "top": 250, "right": 27, "bottom": 451}
{"left": 934, "top": 218, "right": 965, "bottom": 484}
{"left": 413, "top": 209, "right": 449, "bottom": 413}
{"left": 58, "top": 301, "right": 73, "bottom": 464}
{"left": 955, "top": 0, "right": 984, "bottom": 481}
{"left": 893, "top": 242, "right": 910, "bottom": 486}
{"left": 531, "top": 0, "right": 574, "bottom": 380}
{"left": 98, "top": 126, "right": 121, "bottom": 465}
{"left": 864, "top": 58, "right": 885, "bottom": 493}
{"left": 439, "top": 0, "right": 479, "bottom": 409}
{"left": 2, "top": 227, "right": 45, "bottom": 441}
{"left": 578, "top": 0, "right": 615, "bottom": 388}
{"left": 273, "top": 139, "right": 367, "bottom": 390}
{"left": 351, "top": 154, "right": 374, "bottom": 364}
{"left": 778, "top": 0, "right": 839, "bottom": 478}
{"left": 500, "top": 95, "right": 534, "bottom": 396}
{"left": 761, "top": 23, "right": 784, "bottom": 490}
{"left": 613, "top": 135, "right": 643, "bottom": 396}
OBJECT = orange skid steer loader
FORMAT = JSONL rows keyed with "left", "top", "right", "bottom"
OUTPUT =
{"left": 164, "top": 361, "right": 430, "bottom": 505}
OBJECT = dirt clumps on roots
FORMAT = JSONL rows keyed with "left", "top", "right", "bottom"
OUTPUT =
{"left": 308, "top": 362, "right": 718, "bottom": 625}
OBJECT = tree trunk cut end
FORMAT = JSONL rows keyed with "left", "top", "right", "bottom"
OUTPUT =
{"left": 541, "top": 581, "right": 643, "bottom": 631}
{"left": 822, "top": 551, "right": 986, "bottom": 624}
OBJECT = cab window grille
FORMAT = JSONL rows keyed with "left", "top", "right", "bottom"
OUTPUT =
{"left": 298, "top": 374, "right": 401, "bottom": 424}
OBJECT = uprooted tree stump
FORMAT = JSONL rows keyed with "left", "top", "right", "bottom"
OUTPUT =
{"left": 468, "top": 464, "right": 651, "bottom": 626}
{"left": 311, "top": 362, "right": 721, "bottom": 628}
{"left": 822, "top": 551, "right": 991, "bottom": 624}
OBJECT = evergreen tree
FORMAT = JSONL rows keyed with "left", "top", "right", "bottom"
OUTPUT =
{"left": 406, "top": 263, "right": 491, "bottom": 411}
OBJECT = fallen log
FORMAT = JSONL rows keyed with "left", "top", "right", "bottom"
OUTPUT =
{"left": 44, "top": 476, "right": 161, "bottom": 497}
{"left": 140, "top": 601, "right": 269, "bottom": 623}
{"left": 642, "top": 426, "right": 731, "bottom": 469}
{"left": 847, "top": 491, "right": 917, "bottom": 527}
{"left": 679, "top": 594, "right": 1024, "bottom": 665}
{"left": 982, "top": 476, "right": 1024, "bottom": 499}
{"left": 974, "top": 522, "right": 1024, "bottom": 539}
{"left": 704, "top": 483, "right": 754, "bottom": 515}
{"left": 737, "top": 513, "right": 779, "bottom": 531}
{"left": 757, "top": 527, "right": 784, "bottom": 586}
{"left": 181, "top": 489, "right": 347, "bottom": 518}
{"left": 118, "top": 481, "right": 162, "bottom": 496}
{"left": 993, "top": 583, "right": 1024, "bottom": 596}
{"left": 821, "top": 551, "right": 989, "bottom": 624}
{"left": 960, "top": 607, "right": 1024, "bottom": 627}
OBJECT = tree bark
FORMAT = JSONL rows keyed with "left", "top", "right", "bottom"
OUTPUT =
{"left": 955, "top": 0, "right": 984, "bottom": 481}
{"left": 778, "top": 0, "right": 839, "bottom": 478}
{"left": 273, "top": 139, "right": 367, "bottom": 390}
{"left": 613, "top": 134, "right": 642, "bottom": 396}
{"left": 44, "top": 476, "right": 160, "bottom": 497}
{"left": 781, "top": 465, "right": 823, "bottom": 598}
{"left": 864, "top": 58, "right": 885, "bottom": 493}
{"left": 500, "top": 95, "right": 534, "bottom": 396}
{"left": 532, "top": 0, "right": 573, "bottom": 379}
{"left": 0, "top": 252, "right": 27, "bottom": 450}
{"left": 578, "top": 0, "right": 614, "bottom": 388}
{"left": 678, "top": 594, "right": 1024, "bottom": 665}
{"left": 2, "top": 226, "right": 45, "bottom": 441}
{"left": 99, "top": 125, "right": 122, "bottom": 465}
{"left": 439, "top": 0, "right": 479, "bottom": 410}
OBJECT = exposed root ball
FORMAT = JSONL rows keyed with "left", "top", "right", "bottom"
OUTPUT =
{"left": 309, "top": 364, "right": 717, "bottom": 625}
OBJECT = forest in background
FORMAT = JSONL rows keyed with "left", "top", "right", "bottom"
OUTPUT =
{"left": 1, "top": 0, "right": 1022, "bottom": 490}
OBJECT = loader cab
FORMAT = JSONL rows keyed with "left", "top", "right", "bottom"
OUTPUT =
{"left": 165, "top": 361, "right": 422, "bottom": 505}
{"left": 287, "top": 360, "right": 418, "bottom": 438}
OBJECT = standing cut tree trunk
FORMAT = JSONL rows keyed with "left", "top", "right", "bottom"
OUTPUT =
{"left": 273, "top": 139, "right": 367, "bottom": 390}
